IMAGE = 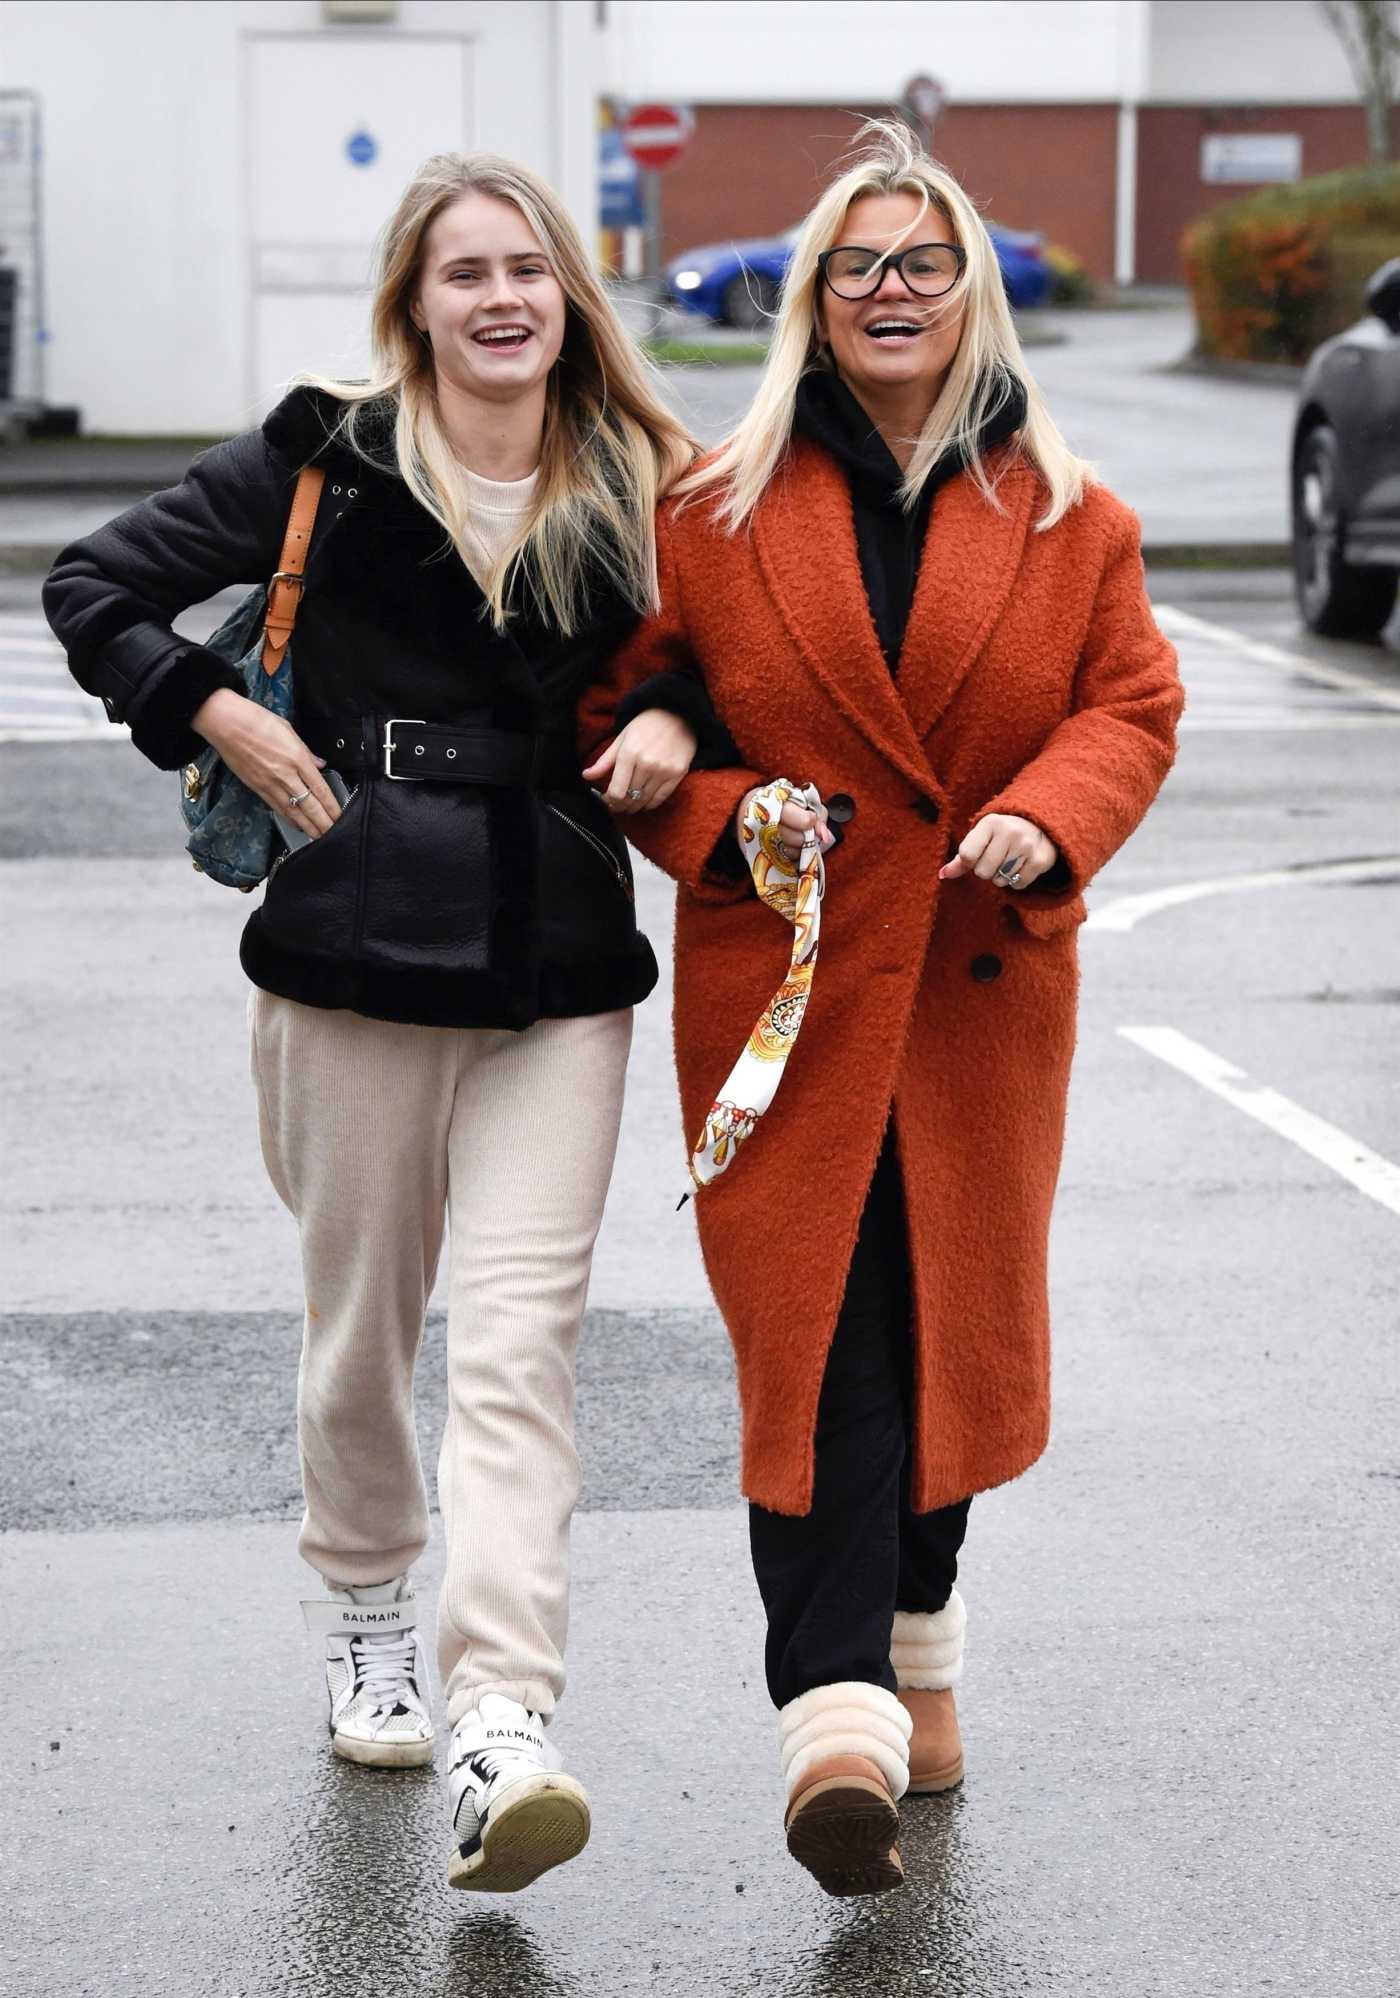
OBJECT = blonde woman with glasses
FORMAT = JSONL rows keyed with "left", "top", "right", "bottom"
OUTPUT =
{"left": 584, "top": 121, "right": 1182, "bottom": 1896}
{"left": 44, "top": 153, "right": 718, "bottom": 1894}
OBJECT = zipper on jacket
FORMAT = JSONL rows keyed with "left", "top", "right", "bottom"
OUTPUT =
{"left": 545, "top": 802, "right": 634, "bottom": 903}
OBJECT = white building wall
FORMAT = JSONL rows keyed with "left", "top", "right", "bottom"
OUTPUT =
{"left": 4, "top": 0, "right": 603, "bottom": 435}
{"left": 6, "top": 0, "right": 247, "bottom": 435}
{"left": 607, "top": 0, "right": 1141, "bottom": 105}
{"left": 607, "top": 0, "right": 1359, "bottom": 110}
{"left": 2, "top": 0, "right": 1370, "bottom": 434}
{"left": 1144, "top": 0, "right": 1358, "bottom": 104}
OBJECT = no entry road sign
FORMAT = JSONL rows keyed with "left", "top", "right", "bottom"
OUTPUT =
{"left": 621, "top": 103, "right": 692, "bottom": 173}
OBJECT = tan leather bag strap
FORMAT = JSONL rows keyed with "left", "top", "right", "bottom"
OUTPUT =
{"left": 260, "top": 465, "right": 325, "bottom": 674}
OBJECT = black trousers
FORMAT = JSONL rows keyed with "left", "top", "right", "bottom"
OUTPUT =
{"left": 749, "top": 1134, "right": 971, "bottom": 1709}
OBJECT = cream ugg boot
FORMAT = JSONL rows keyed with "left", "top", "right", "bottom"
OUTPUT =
{"left": 778, "top": 1681, "right": 912, "bottom": 1897}
{"left": 891, "top": 1590, "right": 966, "bottom": 1793}
{"left": 891, "top": 1589, "right": 966, "bottom": 1690}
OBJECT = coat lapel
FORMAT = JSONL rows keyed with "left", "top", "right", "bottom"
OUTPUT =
{"left": 897, "top": 456, "right": 1038, "bottom": 741}
{"left": 753, "top": 442, "right": 933, "bottom": 793}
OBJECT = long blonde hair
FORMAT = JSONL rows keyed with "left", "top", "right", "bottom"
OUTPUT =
{"left": 681, "top": 119, "right": 1088, "bottom": 531}
{"left": 304, "top": 153, "right": 693, "bottom": 634}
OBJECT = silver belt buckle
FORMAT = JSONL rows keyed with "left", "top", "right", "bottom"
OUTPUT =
{"left": 382, "top": 718, "right": 427, "bottom": 780}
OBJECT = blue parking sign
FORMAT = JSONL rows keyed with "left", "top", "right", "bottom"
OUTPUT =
{"left": 346, "top": 129, "right": 377, "bottom": 168}
{"left": 599, "top": 128, "right": 644, "bottom": 229}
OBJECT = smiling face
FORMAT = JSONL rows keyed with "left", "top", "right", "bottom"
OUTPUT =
{"left": 409, "top": 190, "right": 567, "bottom": 404}
{"left": 817, "top": 189, "right": 966, "bottom": 412}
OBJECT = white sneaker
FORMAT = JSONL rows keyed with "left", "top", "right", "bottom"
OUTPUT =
{"left": 446, "top": 1694, "right": 591, "bottom": 1892}
{"left": 301, "top": 1577, "right": 435, "bottom": 1768}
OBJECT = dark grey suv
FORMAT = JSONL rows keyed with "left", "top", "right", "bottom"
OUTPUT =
{"left": 1292, "top": 257, "right": 1400, "bottom": 637}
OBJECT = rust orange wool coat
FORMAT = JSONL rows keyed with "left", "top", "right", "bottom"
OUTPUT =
{"left": 581, "top": 441, "right": 1183, "bottom": 1517}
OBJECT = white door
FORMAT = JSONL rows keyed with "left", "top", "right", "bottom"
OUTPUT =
{"left": 246, "top": 34, "right": 472, "bottom": 409}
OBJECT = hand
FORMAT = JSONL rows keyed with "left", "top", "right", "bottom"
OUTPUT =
{"left": 581, "top": 709, "right": 698, "bottom": 814}
{"left": 735, "top": 786, "right": 834, "bottom": 863}
{"left": 938, "top": 813, "right": 1057, "bottom": 891}
{"left": 192, "top": 687, "right": 342, "bottom": 839}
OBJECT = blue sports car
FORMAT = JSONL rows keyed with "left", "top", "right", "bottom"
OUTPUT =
{"left": 666, "top": 221, "right": 1051, "bottom": 327}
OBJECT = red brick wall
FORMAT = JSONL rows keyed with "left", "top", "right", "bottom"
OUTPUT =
{"left": 655, "top": 100, "right": 1398, "bottom": 292}
{"left": 656, "top": 105, "right": 887, "bottom": 263}
{"left": 928, "top": 103, "right": 1119, "bottom": 281}
{"left": 1135, "top": 103, "right": 1399, "bottom": 283}
{"left": 655, "top": 102, "right": 1120, "bottom": 280}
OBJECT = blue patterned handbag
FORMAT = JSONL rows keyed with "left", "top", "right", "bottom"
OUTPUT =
{"left": 179, "top": 466, "right": 324, "bottom": 891}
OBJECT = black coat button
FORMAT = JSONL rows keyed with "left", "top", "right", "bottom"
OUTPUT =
{"left": 914, "top": 797, "right": 941, "bottom": 823}
{"left": 826, "top": 792, "right": 855, "bottom": 824}
{"left": 971, "top": 953, "right": 1003, "bottom": 982}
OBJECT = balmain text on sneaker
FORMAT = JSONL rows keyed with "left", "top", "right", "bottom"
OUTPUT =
{"left": 446, "top": 1694, "right": 590, "bottom": 1892}
{"left": 301, "top": 1576, "right": 435, "bottom": 1768}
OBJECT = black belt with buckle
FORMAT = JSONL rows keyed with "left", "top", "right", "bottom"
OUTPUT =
{"left": 300, "top": 717, "right": 574, "bottom": 788}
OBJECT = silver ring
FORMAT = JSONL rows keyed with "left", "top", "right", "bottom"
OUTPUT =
{"left": 1006, "top": 869, "right": 1025, "bottom": 888}
{"left": 996, "top": 856, "right": 1022, "bottom": 880}
{"left": 287, "top": 789, "right": 311, "bottom": 808}
{"left": 627, "top": 787, "right": 644, "bottom": 800}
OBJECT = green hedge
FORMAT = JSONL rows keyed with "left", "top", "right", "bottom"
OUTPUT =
{"left": 1183, "top": 164, "right": 1400, "bottom": 364}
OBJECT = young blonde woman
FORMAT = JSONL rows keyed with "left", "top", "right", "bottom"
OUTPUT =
{"left": 583, "top": 122, "right": 1183, "bottom": 1896}
{"left": 44, "top": 153, "right": 711, "bottom": 1894}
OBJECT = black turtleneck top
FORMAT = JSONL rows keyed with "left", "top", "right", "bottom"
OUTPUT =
{"left": 791, "top": 367, "right": 1029, "bottom": 670}
{"left": 623, "top": 364, "right": 1044, "bottom": 881}
{"left": 787, "top": 365, "right": 1071, "bottom": 888}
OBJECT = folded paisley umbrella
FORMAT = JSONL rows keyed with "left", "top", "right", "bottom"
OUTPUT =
{"left": 684, "top": 778, "right": 825, "bottom": 1199}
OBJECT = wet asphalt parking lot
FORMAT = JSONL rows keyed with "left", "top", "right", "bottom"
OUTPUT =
{"left": 3, "top": 357, "right": 1398, "bottom": 1998}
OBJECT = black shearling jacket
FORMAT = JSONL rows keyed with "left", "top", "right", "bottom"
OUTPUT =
{"left": 43, "top": 385, "right": 704, "bottom": 1030}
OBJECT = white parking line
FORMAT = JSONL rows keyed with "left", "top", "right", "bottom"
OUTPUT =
{"left": 1180, "top": 714, "right": 1400, "bottom": 731}
{"left": 2, "top": 685, "right": 96, "bottom": 705}
{"left": 1086, "top": 854, "right": 1400, "bottom": 933}
{"left": 1119, "top": 1026, "right": 1400, "bottom": 1219}
{"left": 1154, "top": 604, "right": 1400, "bottom": 713}
{"left": 0, "top": 724, "right": 129, "bottom": 743}
{"left": 0, "top": 643, "right": 67, "bottom": 667}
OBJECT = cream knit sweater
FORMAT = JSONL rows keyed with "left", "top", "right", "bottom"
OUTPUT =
{"left": 460, "top": 462, "right": 539, "bottom": 576}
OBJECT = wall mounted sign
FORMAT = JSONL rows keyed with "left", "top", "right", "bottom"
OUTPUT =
{"left": 1201, "top": 134, "right": 1302, "bottom": 185}
{"left": 345, "top": 128, "right": 378, "bottom": 168}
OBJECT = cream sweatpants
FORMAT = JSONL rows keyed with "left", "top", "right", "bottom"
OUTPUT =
{"left": 249, "top": 988, "right": 633, "bottom": 1723}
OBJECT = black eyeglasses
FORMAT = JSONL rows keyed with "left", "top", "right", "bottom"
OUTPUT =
{"left": 817, "top": 241, "right": 967, "bottom": 301}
